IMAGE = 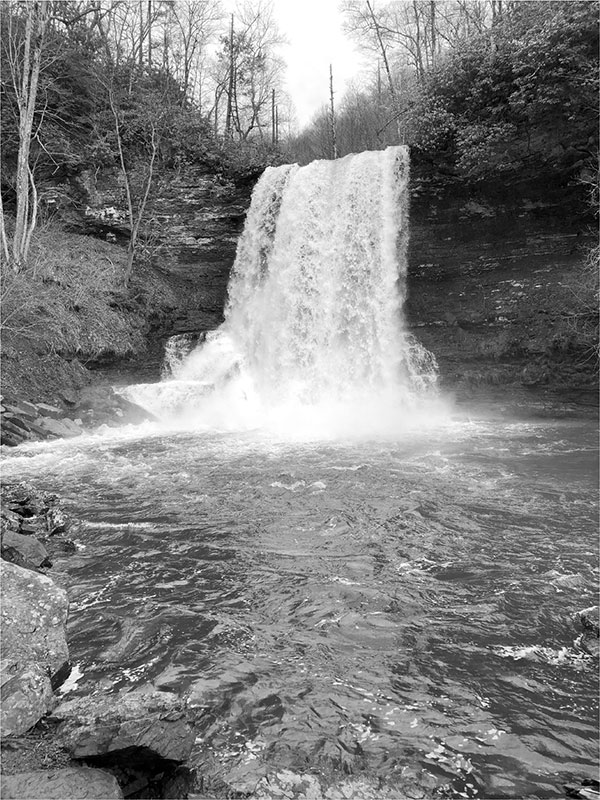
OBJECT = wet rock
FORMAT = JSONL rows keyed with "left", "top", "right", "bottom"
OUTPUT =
{"left": 0, "top": 767, "right": 123, "bottom": 799}
{"left": 115, "top": 393, "right": 157, "bottom": 424}
{"left": 72, "top": 385, "right": 155, "bottom": 428}
{"left": 46, "top": 506, "right": 70, "bottom": 536}
{"left": 0, "top": 428, "right": 24, "bottom": 447}
{"left": 33, "top": 416, "right": 82, "bottom": 439}
{"left": 1, "top": 661, "right": 55, "bottom": 737}
{"left": 1, "top": 507, "right": 23, "bottom": 532}
{"left": 53, "top": 688, "right": 195, "bottom": 763}
{"left": 52, "top": 689, "right": 195, "bottom": 799}
{"left": 574, "top": 606, "right": 599, "bottom": 657}
{"left": 577, "top": 606, "right": 600, "bottom": 636}
{"left": 564, "top": 778, "right": 600, "bottom": 799}
{"left": 0, "top": 560, "right": 70, "bottom": 694}
{"left": 2, "top": 416, "right": 32, "bottom": 439}
{"left": 1, "top": 529, "right": 52, "bottom": 571}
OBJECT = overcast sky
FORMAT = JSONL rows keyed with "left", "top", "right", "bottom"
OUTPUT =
{"left": 223, "top": 0, "right": 365, "bottom": 131}
{"left": 272, "top": 0, "right": 365, "bottom": 129}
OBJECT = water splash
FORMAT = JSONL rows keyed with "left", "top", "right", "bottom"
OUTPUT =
{"left": 124, "top": 147, "right": 444, "bottom": 437}
{"left": 161, "top": 333, "right": 202, "bottom": 379}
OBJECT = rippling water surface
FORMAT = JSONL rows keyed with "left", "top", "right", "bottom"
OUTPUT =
{"left": 3, "top": 408, "right": 598, "bottom": 798}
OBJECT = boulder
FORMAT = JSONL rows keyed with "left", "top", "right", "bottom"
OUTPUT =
{"left": 1, "top": 661, "right": 55, "bottom": 737}
{"left": 1, "top": 508, "right": 23, "bottom": 532}
{"left": 46, "top": 507, "right": 70, "bottom": 536}
{"left": 575, "top": 606, "right": 599, "bottom": 657}
{"left": 0, "top": 767, "right": 123, "bottom": 799}
{"left": 1, "top": 529, "right": 52, "bottom": 570}
{"left": 1, "top": 419, "right": 29, "bottom": 444}
{"left": 114, "top": 394, "right": 157, "bottom": 424}
{"left": 577, "top": 606, "right": 600, "bottom": 636}
{"left": 0, "top": 430, "right": 24, "bottom": 447}
{"left": 0, "top": 560, "right": 69, "bottom": 687}
{"left": 53, "top": 688, "right": 195, "bottom": 764}
{"left": 3, "top": 416, "right": 32, "bottom": 437}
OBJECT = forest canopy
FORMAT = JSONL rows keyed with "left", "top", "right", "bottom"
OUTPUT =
{"left": 1, "top": 0, "right": 598, "bottom": 276}
{"left": 290, "top": 0, "right": 598, "bottom": 201}
{"left": 0, "top": 0, "right": 287, "bottom": 273}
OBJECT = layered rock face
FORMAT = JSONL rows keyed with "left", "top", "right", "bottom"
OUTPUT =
{"left": 406, "top": 178, "right": 596, "bottom": 394}
{"left": 75, "top": 166, "right": 250, "bottom": 339}
{"left": 79, "top": 163, "right": 596, "bottom": 393}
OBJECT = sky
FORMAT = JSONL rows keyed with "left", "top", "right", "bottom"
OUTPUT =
{"left": 223, "top": 0, "right": 366, "bottom": 131}
{"left": 271, "top": 0, "right": 365, "bottom": 129}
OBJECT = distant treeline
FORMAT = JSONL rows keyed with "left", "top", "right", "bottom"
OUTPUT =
{"left": 289, "top": 0, "right": 598, "bottom": 202}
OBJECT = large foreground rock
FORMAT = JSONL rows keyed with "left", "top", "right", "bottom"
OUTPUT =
{"left": 53, "top": 688, "right": 195, "bottom": 763}
{"left": 0, "top": 560, "right": 69, "bottom": 677}
{"left": 0, "top": 560, "right": 69, "bottom": 736}
{"left": 0, "top": 662, "right": 54, "bottom": 737}
{"left": 0, "top": 767, "right": 123, "bottom": 799}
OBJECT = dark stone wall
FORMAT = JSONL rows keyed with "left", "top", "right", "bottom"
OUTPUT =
{"left": 78, "top": 161, "right": 596, "bottom": 393}
{"left": 406, "top": 173, "right": 595, "bottom": 393}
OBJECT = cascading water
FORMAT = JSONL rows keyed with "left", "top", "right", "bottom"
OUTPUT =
{"left": 160, "top": 333, "right": 202, "bottom": 379}
{"left": 124, "top": 147, "right": 441, "bottom": 435}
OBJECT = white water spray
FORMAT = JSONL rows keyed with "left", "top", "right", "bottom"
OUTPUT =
{"left": 124, "top": 147, "right": 443, "bottom": 436}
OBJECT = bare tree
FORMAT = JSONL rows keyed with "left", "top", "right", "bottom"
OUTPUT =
{"left": 329, "top": 64, "right": 338, "bottom": 159}
{"left": 2, "top": 0, "right": 50, "bottom": 272}
{"left": 212, "top": 0, "right": 286, "bottom": 141}
{"left": 106, "top": 80, "right": 159, "bottom": 286}
{"left": 163, "top": 0, "right": 223, "bottom": 105}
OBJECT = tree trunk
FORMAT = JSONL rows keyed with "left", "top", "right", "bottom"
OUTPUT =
{"left": 430, "top": 0, "right": 436, "bottom": 67}
{"left": 329, "top": 64, "right": 338, "bottom": 160}
{"left": 225, "top": 14, "right": 235, "bottom": 138}
{"left": 108, "top": 88, "right": 157, "bottom": 287}
{"left": 147, "top": 0, "right": 152, "bottom": 66}
{"left": 365, "top": 0, "right": 402, "bottom": 142}
{"left": 10, "top": 0, "right": 49, "bottom": 272}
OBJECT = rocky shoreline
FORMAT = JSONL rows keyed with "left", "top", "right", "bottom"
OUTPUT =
{"left": 0, "top": 481, "right": 198, "bottom": 799}
{"left": 0, "top": 386, "right": 156, "bottom": 450}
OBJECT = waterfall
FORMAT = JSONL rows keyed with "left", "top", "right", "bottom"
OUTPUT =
{"left": 123, "top": 147, "right": 441, "bottom": 435}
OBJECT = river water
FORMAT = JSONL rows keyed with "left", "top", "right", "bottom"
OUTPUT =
{"left": 4, "top": 148, "right": 598, "bottom": 797}
{"left": 2, "top": 405, "right": 598, "bottom": 798}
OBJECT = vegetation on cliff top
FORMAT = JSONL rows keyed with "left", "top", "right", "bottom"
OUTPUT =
{"left": 291, "top": 0, "right": 598, "bottom": 205}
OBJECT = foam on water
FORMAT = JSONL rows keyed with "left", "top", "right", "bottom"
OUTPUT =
{"left": 122, "top": 147, "right": 447, "bottom": 439}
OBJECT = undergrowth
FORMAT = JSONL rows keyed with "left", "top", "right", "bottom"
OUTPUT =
{"left": 550, "top": 242, "right": 600, "bottom": 365}
{"left": 1, "top": 221, "right": 175, "bottom": 360}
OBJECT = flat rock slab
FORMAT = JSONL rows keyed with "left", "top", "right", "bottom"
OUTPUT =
{"left": 34, "top": 417, "right": 81, "bottom": 438}
{"left": 53, "top": 688, "right": 195, "bottom": 763}
{"left": 1, "top": 767, "right": 123, "bottom": 799}
{"left": 0, "top": 560, "right": 69, "bottom": 679}
{"left": 35, "top": 402, "right": 64, "bottom": 419}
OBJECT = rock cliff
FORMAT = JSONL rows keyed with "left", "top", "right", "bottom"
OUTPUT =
{"left": 78, "top": 162, "right": 597, "bottom": 396}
